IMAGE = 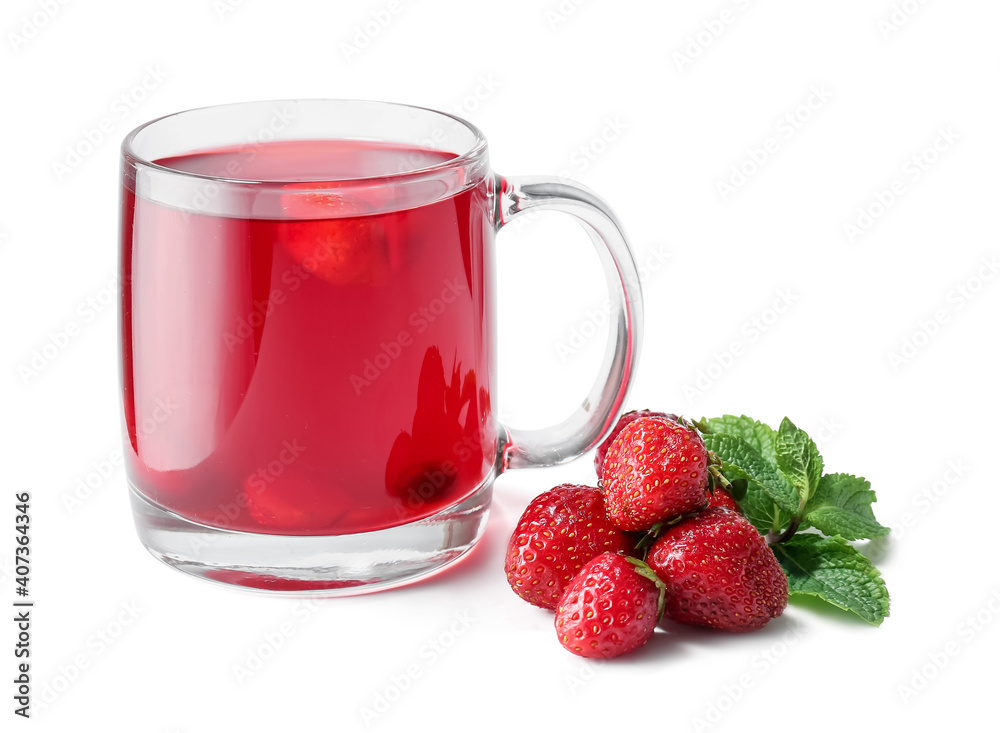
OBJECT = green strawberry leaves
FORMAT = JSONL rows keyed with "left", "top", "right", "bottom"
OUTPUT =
{"left": 624, "top": 556, "right": 668, "bottom": 621}
{"left": 772, "top": 535, "right": 890, "bottom": 626}
{"left": 698, "top": 414, "right": 890, "bottom": 626}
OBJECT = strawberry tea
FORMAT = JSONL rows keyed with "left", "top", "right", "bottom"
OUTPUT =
{"left": 122, "top": 139, "right": 498, "bottom": 536}
{"left": 119, "top": 100, "right": 641, "bottom": 592}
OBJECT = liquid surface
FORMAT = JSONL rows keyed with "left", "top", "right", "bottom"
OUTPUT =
{"left": 121, "top": 139, "right": 497, "bottom": 535}
{"left": 156, "top": 139, "right": 456, "bottom": 182}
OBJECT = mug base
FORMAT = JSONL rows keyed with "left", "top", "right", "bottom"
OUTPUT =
{"left": 128, "top": 478, "right": 493, "bottom": 596}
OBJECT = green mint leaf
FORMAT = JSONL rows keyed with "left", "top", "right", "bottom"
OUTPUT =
{"left": 802, "top": 473, "right": 890, "bottom": 541}
{"left": 774, "top": 417, "right": 823, "bottom": 507}
{"left": 739, "top": 482, "right": 792, "bottom": 535}
{"left": 772, "top": 534, "right": 890, "bottom": 626}
{"left": 727, "top": 477, "right": 748, "bottom": 502}
{"left": 700, "top": 415, "right": 777, "bottom": 461}
{"left": 702, "top": 434, "right": 798, "bottom": 514}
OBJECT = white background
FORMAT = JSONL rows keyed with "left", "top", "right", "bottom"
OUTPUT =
{"left": 2, "top": 0, "right": 998, "bottom": 730}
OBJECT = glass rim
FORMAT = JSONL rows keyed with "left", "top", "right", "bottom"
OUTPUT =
{"left": 120, "top": 98, "right": 490, "bottom": 186}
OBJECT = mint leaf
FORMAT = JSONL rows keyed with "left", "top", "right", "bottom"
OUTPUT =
{"left": 702, "top": 434, "right": 798, "bottom": 514}
{"left": 774, "top": 418, "right": 823, "bottom": 507}
{"left": 772, "top": 534, "right": 890, "bottom": 626}
{"left": 739, "top": 483, "right": 792, "bottom": 535}
{"left": 700, "top": 415, "right": 777, "bottom": 461}
{"left": 725, "top": 477, "right": 748, "bottom": 502}
{"left": 803, "top": 473, "right": 889, "bottom": 541}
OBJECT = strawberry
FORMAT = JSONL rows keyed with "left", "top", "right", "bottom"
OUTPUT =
{"left": 601, "top": 416, "right": 709, "bottom": 531}
{"left": 705, "top": 487, "right": 740, "bottom": 512}
{"left": 646, "top": 507, "right": 788, "bottom": 632}
{"left": 505, "top": 484, "right": 632, "bottom": 610}
{"left": 555, "top": 553, "right": 665, "bottom": 659}
{"left": 278, "top": 187, "right": 388, "bottom": 285}
{"left": 593, "top": 410, "right": 678, "bottom": 476}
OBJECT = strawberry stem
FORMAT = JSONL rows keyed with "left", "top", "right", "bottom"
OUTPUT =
{"left": 633, "top": 523, "right": 663, "bottom": 557}
{"left": 624, "top": 556, "right": 668, "bottom": 621}
{"left": 690, "top": 418, "right": 713, "bottom": 434}
{"left": 707, "top": 464, "right": 732, "bottom": 493}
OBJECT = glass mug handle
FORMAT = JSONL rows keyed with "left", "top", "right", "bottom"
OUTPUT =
{"left": 493, "top": 174, "right": 644, "bottom": 469}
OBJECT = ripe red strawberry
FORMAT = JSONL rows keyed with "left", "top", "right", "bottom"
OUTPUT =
{"left": 505, "top": 484, "right": 632, "bottom": 610}
{"left": 555, "top": 553, "right": 665, "bottom": 659}
{"left": 601, "top": 416, "right": 709, "bottom": 531}
{"left": 278, "top": 187, "right": 388, "bottom": 285}
{"left": 646, "top": 507, "right": 788, "bottom": 632}
{"left": 705, "top": 487, "right": 740, "bottom": 512}
{"left": 593, "top": 410, "right": 678, "bottom": 476}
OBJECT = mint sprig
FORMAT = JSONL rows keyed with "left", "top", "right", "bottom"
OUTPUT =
{"left": 738, "top": 479, "right": 793, "bottom": 536}
{"left": 802, "top": 473, "right": 889, "bottom": 542}
{"left": 774, "top": 417, "right": 823, "bottom": 508}
{"left": 698, "top": 414, "right": 890, "bottom": 626}
{"left": 772, "top": 535, "right": 890, "bottom": 626}
{"left": 703, "top": 434, "right": 798, "bottom": 515}
{"left": 700, "top": 415, "right": 777, "bottom": 460}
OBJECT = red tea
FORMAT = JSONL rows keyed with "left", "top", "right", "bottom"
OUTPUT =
{"left": 120, "top": 140, "right": 498, "bottom": 535}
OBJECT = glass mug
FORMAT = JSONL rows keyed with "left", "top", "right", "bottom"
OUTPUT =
{"left": 119, "top": 100, "right": 643, "bottom": 594}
